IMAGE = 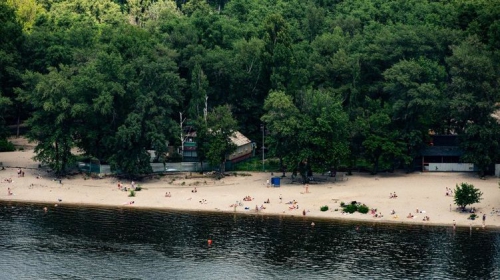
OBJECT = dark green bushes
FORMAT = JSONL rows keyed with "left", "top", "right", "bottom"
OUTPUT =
{"left": 341, "top": 202, "right": 371, "bottom": 214}
{"left": 0, "top": 139, "right": 15, "bottom": 152}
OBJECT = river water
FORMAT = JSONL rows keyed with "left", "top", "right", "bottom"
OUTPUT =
{"left": 0, "top": 201, "right": 499, "bottom": 279}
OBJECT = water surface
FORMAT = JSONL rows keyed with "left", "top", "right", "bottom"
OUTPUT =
{"left": 0, "top": 202, "right": 499, "bottom": 279}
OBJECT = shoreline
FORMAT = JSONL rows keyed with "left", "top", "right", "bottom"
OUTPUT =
{"left": 1, "top": 150, "right": 500, "bottom": 230}
{"left": 2, "top": 197, "right": 498, "bottom": 231}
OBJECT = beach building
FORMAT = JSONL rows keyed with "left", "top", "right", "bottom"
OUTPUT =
{"left": 418, "top": 135, "right": 474, "bottom": 172}
{"left": 179, "top": 127, "right": 254, "bottom": 166}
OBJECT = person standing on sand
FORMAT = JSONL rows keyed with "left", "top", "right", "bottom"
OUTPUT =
{"left": 279, "top": 194, "right": 282, "bottom": 203}
{"left": 483, "top": 214, "right": 486, "bottom": 227}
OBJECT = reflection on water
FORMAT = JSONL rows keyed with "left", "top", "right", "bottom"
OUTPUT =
{"left": 0, "top": 202, "right": 499, "bottom": 279}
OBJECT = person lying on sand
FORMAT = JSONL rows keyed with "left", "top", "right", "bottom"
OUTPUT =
{"left": 407, "top": 213, "right": 414, "bottom": 219}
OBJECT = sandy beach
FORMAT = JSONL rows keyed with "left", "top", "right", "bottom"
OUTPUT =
{"left": 1, "top": 148, "right": 500, "bottom": 229}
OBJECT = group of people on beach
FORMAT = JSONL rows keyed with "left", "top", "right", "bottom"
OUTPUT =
{"left": 117, "top": 181, "right": 138, "bottom": 192}
{"left": 389, "top": 192, "right": 398, "bottom": 198}
{"left": 17, "top": 168, "right": 24, "bottom": 178}
{"left": 243, "top": 195, "right": 253, "bottom": 201}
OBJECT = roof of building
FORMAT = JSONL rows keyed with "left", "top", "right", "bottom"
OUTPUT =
{"left": 230, "top": 131, "right": 252, "bottom": 147}
{"left": 185, "top": 130, "right": 251, "bottom": 147}
{"left": 420, "top": 146, "right": 463, "bottom": 157}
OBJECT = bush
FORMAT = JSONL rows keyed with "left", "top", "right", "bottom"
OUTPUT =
{"left": 320, "top": 205, "right": 329, "bottom": 211}
{"left": 358, "top": 204, "right": 369, "bottom": 214}
{"left": 129, "top": 190, "right": 135, "bottom": 197}
{"left": 0, "top": 139, "right": 15, "bottom": 152}
{"left": 343, "top": 204, "right": 358, "bottom": 213}
{"left": 469, "top": 214, "right": 477, "bottom": 220}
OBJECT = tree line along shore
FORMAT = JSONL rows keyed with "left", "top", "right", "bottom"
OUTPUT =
{"left": 0, "top": 0, "right": 499, "bottom": 179}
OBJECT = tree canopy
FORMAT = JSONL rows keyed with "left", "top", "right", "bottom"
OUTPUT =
{"left": 454, "top": 182, "right": 483, "bottom": 211}
{"left": 1, "top": 0, "right": 500, "bottom": 176}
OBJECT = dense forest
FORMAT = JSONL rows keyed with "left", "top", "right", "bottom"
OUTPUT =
{"left": 0, "top": 0, "right": 499, "bottom": 176}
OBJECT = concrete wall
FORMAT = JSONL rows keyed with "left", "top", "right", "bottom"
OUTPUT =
{"left": 495, "top": 164, "right": 500, "bottom": 177}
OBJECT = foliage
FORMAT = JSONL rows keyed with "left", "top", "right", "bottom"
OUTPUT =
{"left": 0, "top": 139, "right": 15, "bottom": 152}
{"left": 343, "top": 204, "right": 358, "bottom": 214}
{"left": 2, "top": 0, "right": 500, "bottom": 177}
{"left": 129, "top": 190, "right": 135, "bottom": 197}
{"left": 320, "top": 205, "right": 329, "bottom": 212}
{"left": 446, "top": 37, "right": 500, "bottom": 177}
{"left": 358, "top": 204, "right": 369, "bottom": 214}
{"left": 342, "top": 203, "right": 370, "bottom": 214}
{"left": 454, "top": 182, "right": 483, "bottom": 210}
{"left": 198, "top": 105, "right": 238, "bottom": 175}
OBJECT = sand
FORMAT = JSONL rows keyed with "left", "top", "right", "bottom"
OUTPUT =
{"left": 1, "top": 148, "right": 500, "bottom": 229}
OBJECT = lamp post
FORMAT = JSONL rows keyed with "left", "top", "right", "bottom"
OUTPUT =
{"left": 261, "top": 124, "right": 265, "bottom": 171}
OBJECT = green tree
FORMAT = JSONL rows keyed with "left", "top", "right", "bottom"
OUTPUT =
{"left": 383, "top": 58, "right": 445, "bottom": 171}
{"left": 447, "top": 37, "right": 500, "bottom": 177}
{"left": 203, "top": 105, "right": 238, "bottom": 176}
{"left": 356, "top": 98, "right": 406, "bottom": 174}
{"left": 21, "top": 66, "right": 79, "bottom": 175}
{"left": 0, "top": 1, "right": 24, "bottom": 138}
{"left": 292, "top": 89, "right": 350, "bottom": 172}
{"left": 454, "top": 182, "right": 483, "bottom": 211}
{"left": 261, "top": 90, "right": 300, "bottom": 173}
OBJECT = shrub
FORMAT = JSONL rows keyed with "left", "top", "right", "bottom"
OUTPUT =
{"left": 320, "top": 205, "right": 329, "bottom": 211}
{"left": 0, "top": 139, "right": 15, "bottom": 152}
{"left": 343, "top": 204, "right": 358, "bottom": 213}
{"left": 129, "top": 190, "right": 135, "bottom": 197}
{"left": 358, "top": 204, "right": 369, "bottom": 214}
{"left": 469, "top": 214, "right": 477, "bottom": 220}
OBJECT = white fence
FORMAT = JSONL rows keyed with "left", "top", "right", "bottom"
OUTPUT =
{"left": 425, "top": 163, "right": 475, "bottom": 172}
